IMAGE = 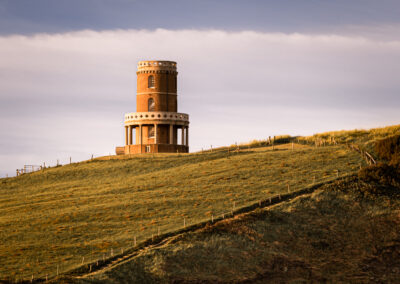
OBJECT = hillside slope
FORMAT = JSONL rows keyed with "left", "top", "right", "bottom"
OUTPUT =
{"left": 77, "top": 176, "right": 400, "bottom": 283}
{"left": 0, "top": 143, "right": 363, "bottom": 281}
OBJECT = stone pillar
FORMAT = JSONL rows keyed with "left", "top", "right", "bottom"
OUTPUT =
{"left": 154, "top": 124, "right": 158, "bottom": 144}
{"left": 169, "top": 124, "right": 173, "bottom": 144}
{"left": 185, "top": 126, "right": 189, "bottom": 147}
{"left": 181, "top": 127, "right": 184, "bottom": 145}
{"left": 125, "top": 126, "right": 128, "bottom": 145}
{"left": 139, "top": 124, "right": 142, "bottom": 152}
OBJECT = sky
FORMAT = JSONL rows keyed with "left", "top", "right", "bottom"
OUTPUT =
{"left": 0, "top": 1, "right": 399, "bottom": 177}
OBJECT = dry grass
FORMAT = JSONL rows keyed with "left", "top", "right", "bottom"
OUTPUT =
{"left": 87, "top": 177, "right": 400, "bottom": 283}
{"left": 0, "top": 143, "right": 363, "bottom": 281}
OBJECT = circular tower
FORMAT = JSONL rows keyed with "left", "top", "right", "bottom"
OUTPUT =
{"left": 116, "top": 60, "right": 189, "bottom": 154}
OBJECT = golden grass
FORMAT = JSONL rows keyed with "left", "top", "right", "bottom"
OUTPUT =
{"left": 89, "top": 178, "right": 400, "bottom": 283}
{"left": 0, "top": 143, "right": 363, "bottom": 281}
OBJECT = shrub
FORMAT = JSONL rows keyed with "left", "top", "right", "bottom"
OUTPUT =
{"left": 374, "top": 135, "right": 400, "bottom": 165}
{"left": 358, "top": 163, "right": 400, "bottom": 189}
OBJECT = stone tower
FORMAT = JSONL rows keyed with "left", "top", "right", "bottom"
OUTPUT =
{"left": 116, "top": 60, "right": 189, "bottom": 154}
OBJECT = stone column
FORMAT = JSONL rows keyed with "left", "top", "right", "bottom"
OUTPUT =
{"left": 181, "top": 127, "right": 184, "bottom": 145}
{"left": 185, "top": 126, "right": 189, "bottom": 146}
{"left": 169, "top": 124, "right": 173, "bottom": 144}
{"left": 125, "top": 126, "right": 128, "bottom": 145}
{"left": 154, "top": 124, "right": 158, "bottom": 144}
{"left": 139, "top": 124, "right": 142, "bottom": 152}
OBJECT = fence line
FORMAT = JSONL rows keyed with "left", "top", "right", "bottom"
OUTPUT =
{"left": 346, "top": 143, "right": 376, "bottom": 165}
{"left": 18, "top": 172, "right": 351, "bottom": 283}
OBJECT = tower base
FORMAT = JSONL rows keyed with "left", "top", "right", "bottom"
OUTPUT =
{"left": 115, "top": 144, "right": 189, "bottom": 155}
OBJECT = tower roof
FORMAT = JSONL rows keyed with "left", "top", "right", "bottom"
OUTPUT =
{"left": 137, "top": 60, "right": 177, "bottom": 72}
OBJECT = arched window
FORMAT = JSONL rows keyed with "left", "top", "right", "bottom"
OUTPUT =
{"left": 148, "top": 75, "right": 155, "bottom": 88}
{"left": 148, "top": 98, "right": 155, "bottom": 111}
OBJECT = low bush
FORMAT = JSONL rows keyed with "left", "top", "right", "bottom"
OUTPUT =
{"left": 374, "top": 135, "right": 400, "bottom": 165}
{"left": 358, "top": 163, "right": 400, "bottom": 189}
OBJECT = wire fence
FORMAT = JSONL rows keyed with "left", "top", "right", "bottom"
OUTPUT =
{"left": 12, "top": 171, "right": 352, "bottom": 283}
{"left": 5, "top": 143, "right": 369, "bottom": 282}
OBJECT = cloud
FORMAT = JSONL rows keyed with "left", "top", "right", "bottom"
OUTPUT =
{"left": 0, "top": 28, "right": 399, "bottom": 176}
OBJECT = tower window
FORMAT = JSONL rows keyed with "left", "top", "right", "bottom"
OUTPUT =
{"left": 148, "top": 75, "right": 155, "bottom": 88}
{"left": 148, "top": 98, "right": 155, "bottom": 111}
{"left": 148, "top": 126, "right": 155, "bottom": 138}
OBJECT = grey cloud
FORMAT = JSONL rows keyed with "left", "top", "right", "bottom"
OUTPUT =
{"left": 0, "top": 29, "right": 399, "bottom": 177}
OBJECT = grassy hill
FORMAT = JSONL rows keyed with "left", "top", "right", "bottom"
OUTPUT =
{"left": 0, "top": 125, "right": 398, "bottom": 281}
{"left": 80, "top": 176, "right": 400, "bottom": 283}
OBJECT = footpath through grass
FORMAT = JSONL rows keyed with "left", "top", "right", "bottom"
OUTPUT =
{"left": 0, "top": 143, "right": 363, "bottom": 281}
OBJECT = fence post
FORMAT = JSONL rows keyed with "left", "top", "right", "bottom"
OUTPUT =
{"left": 81, "top": 256, "right": 84, "bottom": 265}
{"left": 134, "top": 236, "right": 137, "bottom": 246}
{"left": 287, "top": 184, "right": 290, "bottom": 193}
{"left": 183, "top": 218, "right": 186, "bottom": 228}
{"left": 211, "top": 215, "right": 214, "bottom": 223}
{"left": 70, "top": 157, "right": 72, "bottom": 164}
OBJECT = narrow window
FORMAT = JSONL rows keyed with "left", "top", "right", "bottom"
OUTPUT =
{"left": 148, "top": 75, "right": 155, "bottom": 88}
{"left": 148, "top": 126, "right": 155, "bottom": 138}
{"left": 145, "top": 145, "right": 151, "bottom": 152}
{"left": 148, "top": 98, "right": 155, "bottom": 111}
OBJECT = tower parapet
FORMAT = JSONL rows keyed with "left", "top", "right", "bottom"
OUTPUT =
{"left": 116, "top": 60, "right": 189, "bottom": 155}
{"left": 137, "top": 61, "right": 177, "bottom": 74}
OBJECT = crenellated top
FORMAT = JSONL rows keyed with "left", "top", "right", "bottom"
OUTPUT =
{"left": 137, "top": 61, "right": 177, "bottom": 74}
